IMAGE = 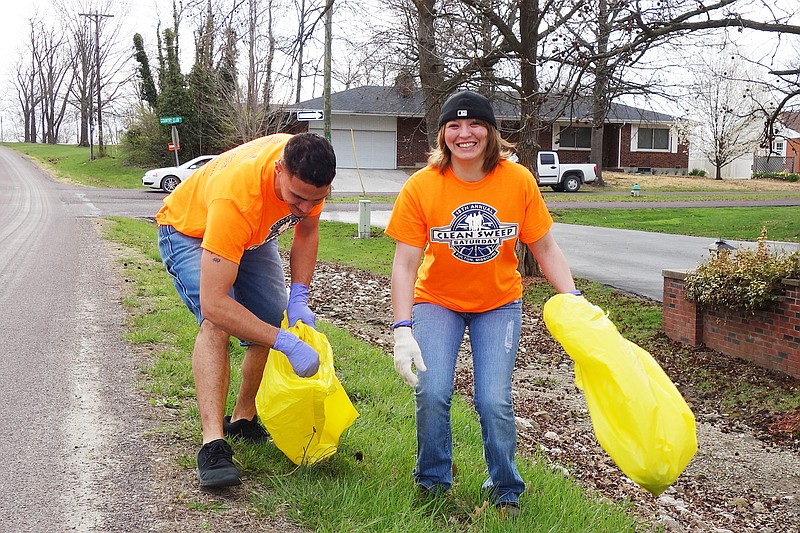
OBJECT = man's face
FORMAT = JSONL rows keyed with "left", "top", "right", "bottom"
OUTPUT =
{"left": 275, "top": 160, "right": 330, "bottom": 217}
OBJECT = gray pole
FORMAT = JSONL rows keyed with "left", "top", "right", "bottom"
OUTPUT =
{"left": 323, "top": 0, "right": 333, "bottom": 143}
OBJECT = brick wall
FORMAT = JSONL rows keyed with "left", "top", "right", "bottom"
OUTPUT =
{"left": 662, "top": 269, "right": 800, "bottom": 379}
{"left": 396, "top": 118, "right": 432, "bottom": 168}
{"left": 619, "top": 124, "right": 689, "bottom": 170}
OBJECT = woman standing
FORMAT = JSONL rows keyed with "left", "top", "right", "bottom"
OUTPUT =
{"left": 385, "top": 90, "right": 580, "bottom": 514}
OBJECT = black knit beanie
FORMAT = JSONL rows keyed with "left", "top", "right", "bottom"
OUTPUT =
{"left": 438, "top": 90, "right": 497, "bottom": 129}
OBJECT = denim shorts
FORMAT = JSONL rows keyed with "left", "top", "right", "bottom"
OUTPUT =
{"left": 157, "top": 225, "right": 288, "bottom": 327}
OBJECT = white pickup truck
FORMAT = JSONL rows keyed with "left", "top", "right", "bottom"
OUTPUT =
{"left": 536, "top": 151, "right": 597, "bottom": 192}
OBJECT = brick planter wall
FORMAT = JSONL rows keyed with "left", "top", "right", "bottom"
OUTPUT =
{"left": 662, "top": 269, "right": 800, "bottom": 379}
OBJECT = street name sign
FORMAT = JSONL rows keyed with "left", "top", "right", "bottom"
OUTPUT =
{"left": 160, "top": 116, "right": 183, "bottom": 125}
{"left": 297, "top": 110, "right": 324, "bottom": 121}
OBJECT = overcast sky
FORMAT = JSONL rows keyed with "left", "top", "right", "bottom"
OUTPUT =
{"left": 0, "top": 0, "right": 797, "bottom": 139}
{"left": 0, "top": 0, "right": 173, "bottom": 116}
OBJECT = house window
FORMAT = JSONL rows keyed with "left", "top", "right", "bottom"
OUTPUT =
{"left": 637, "top": 128, "right": 670, "bottom": 150}
{"left": 772, "top": 140, "right": 785, "bottom": 155}
{"left": 557, "top": 126, "right": 592, "bottom": 149}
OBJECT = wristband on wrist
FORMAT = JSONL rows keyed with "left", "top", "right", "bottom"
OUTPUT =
{"left": 391, "top": 319, "right": 413, "bottom": 331}
{"left": 568, "top": 289, "right": 582, "bottom": 296}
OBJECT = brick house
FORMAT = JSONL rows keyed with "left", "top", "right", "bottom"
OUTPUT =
{"left": 778, "top": 110, "right": 800, "bottom": 173}
{"left": 290, "top": 86, "right": 688, "bottom": 173}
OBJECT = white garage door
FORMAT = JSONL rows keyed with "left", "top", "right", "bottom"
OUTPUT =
{"left": 309, "top": 115, "right": 397, "bottom": 169}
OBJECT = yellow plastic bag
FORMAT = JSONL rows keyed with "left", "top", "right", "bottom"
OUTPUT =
{"left": 255, "top": 318, "right": 359, "bottom": 465}
{"left": 543, "top": 294, "right": 697, "bottom": 495}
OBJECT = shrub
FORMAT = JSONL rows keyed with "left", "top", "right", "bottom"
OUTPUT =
{"left": 751, "top": 171, "right": 800, "bottom": 182}
{"left": 689, "top": 168, "right": 707, "bottom": 176}
{"left": 684, "top": 228, "right": 800, "bottom": 313}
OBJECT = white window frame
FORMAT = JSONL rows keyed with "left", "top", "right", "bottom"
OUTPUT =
{"left": 631, "top": 125, "right": 675, "bottom": 153}
{"left": 553, "top": 124, "right": 592, "bottom": 151}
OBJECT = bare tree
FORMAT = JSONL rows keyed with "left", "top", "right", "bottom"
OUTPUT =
{"left": 33, "top": 21, "right": 75, "bottom": 143}
{"left": 686, "top": 48, "right": 768, "bottom": 179}
{"left": 13, "top": 18, "right": 46, "bottom": 143}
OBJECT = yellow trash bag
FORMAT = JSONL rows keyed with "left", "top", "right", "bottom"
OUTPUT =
{"left": 255, "top": 318, "right": 359, "bottom": 465}
{"left": 542, "top": 293, "right": 697, "bottom": 496}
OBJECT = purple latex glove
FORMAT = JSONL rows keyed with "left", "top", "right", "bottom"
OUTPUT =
{"left": 273, "top": 329, "right": 320, "bottom": 377}
{"left": 287, "top": 283, "right": 316, "bottom": 329}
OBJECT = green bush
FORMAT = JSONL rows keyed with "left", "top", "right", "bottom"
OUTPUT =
{"left": 751, "top": 171, "right": 800, "bottom": 182}
{"left": 684, "top": 228, "right": 800, "bottom": 312}
{"left": 689, "top": 168, "right": 707, "bottom": 176}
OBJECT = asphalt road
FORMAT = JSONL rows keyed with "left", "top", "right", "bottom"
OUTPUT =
{"left": 0, "top": 147, "right": 161, "bottom": 531}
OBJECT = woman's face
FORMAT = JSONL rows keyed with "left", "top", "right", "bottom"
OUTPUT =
{"left": 443, "top": 118, "right": 488, "bottom": 164}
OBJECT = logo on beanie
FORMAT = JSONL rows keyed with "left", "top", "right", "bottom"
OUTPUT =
{"left": 457, "top": 110, "right": 468, "bottom": 117}
{"left": 430, "top": 203, "right": 518, "bottom": 263}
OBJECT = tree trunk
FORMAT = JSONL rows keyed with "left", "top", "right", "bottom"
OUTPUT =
{"left": 414, "top": 0, "right": 445, "bottom": 148}
{"left": 516, "top": 241, "right": 540, "bottom": 277}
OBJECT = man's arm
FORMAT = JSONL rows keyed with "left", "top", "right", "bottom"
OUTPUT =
{"left": 198, "top": 250, "right": 280, "bottom": 346}
{"left": 289, "top": 214, "right": 321, "bottom": 286}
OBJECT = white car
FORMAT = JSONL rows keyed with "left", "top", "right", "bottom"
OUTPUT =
{"left": 141, "top": 155, "right": 216, "bottom": 192}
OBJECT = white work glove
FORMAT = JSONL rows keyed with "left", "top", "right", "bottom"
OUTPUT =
{"left": 393, "top": 327, "right": 426, "bottom": 387}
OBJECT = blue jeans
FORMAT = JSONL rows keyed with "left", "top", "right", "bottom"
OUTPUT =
{"left": 411, "top": 300, "right": 525, "bottom": 505}
{"left": 157, "top": 225, "right": 287, "bottom": 327}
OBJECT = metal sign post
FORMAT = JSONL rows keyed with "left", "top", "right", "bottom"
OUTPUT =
{"left": 170, "top": 126, "right": 180, "bottom": 166}
{"left": 160, "top": 116, "right": 183, "bottom": 166}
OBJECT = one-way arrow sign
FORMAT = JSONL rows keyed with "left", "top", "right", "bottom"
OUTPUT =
{"left": 297, "top": 110, "right": 324, "bottom": 121}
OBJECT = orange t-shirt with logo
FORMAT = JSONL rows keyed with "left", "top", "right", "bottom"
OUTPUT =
{"left": 155, "top": 133, "right": 324, "bottom": 265}
{"left": 385, "top": 160, "right": 552, "bottom": 313}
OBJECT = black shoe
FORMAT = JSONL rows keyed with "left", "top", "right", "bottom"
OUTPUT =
{"left": 223, "top": 415, "right": 270, "bottom": 444}
{"left": 197, "top": 439, "right": 241, "bottom": 488}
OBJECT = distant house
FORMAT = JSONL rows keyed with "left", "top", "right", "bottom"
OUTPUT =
{"left": 751, "top": 111, "right": 800, "bottom": 175}
{"left": 778, "top": 110, "right": 800, "bottom": 173}
{"left": 290, "top": 86, "right": 688, "bottom": 173}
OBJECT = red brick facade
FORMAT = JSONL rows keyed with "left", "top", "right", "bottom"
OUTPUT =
{"left": 662, "top": 270, "right": 800, "bottom": 379}
{"left": 618, "top": 124, "right": 689, "bottom": 170}
{"left": 396, "top": 117, "right": 431, "bottom": 167}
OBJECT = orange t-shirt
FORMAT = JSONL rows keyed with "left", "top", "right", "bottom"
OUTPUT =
{"left": 155, "top": 134, "right": 324, "bottom": 264}
{"left": 385, "top": 160, "right": 552, "bottom": 313}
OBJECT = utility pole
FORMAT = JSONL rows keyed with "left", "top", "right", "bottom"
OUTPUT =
{"left": 323, "top": 0, "right": 333, "bottom": 143}
{"left": 80, "top": 11, "right": 114, "bottom": 160}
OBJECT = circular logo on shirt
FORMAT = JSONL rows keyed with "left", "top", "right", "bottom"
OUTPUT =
{"left": 430, "top": 203, "right": 518, "bottom": 263}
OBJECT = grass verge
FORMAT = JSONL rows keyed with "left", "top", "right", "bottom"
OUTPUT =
{"left": 104, "top": 216, "right": 646, "bottom": 531}
{"left": 2, "top": 142, "right": 147, "bottom": 188}
{"left": 549, "top": 206, "right": 800, "bottom": 242}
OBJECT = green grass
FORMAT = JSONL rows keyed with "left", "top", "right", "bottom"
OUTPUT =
{"left": 544, "top": 192, "right": 800, "bottom": 202}
{"left": 105, "top": 217, "right": 646, "bottom": 531}
{"left": 1, "top": 142, "right": 148, "bottom": 188}
{"left": 550, "top": 206, "right": 800, "bottom": 242}
{"left": 280, "top": 222, "right": 397, "bottom": 275}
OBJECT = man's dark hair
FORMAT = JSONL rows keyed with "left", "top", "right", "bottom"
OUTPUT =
{"left": 282, "top": 133, "right": 337, "bottom": 187}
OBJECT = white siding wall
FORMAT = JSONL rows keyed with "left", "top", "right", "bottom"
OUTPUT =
{"left": 688, "top": 147, "right": 753, "bottom": 179}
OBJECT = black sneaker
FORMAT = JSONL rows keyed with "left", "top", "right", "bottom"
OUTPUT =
{"left": 197, "top": 439, "right": 241, "bottom": 488}
{"left": 223, "top": 415, "right": 270, "bottom": 444}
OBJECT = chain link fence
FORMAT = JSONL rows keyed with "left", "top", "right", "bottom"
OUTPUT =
{"left": 753, "top": 155, "right": 795, "bottom": 174}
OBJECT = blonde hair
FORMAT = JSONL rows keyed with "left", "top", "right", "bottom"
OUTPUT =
{"left": 427, "top": 120, "right": 516, "bottom": 173}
